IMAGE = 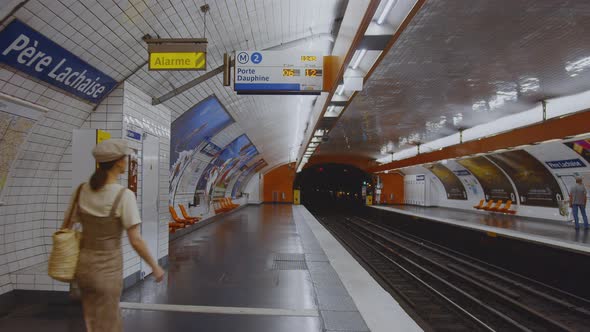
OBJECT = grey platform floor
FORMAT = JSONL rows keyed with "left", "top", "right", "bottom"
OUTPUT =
{"left": 372, "top": 205, "right": 590, "bottom": 253}
{"left": 0, "top": 204, "right": 369, "bottom": 332}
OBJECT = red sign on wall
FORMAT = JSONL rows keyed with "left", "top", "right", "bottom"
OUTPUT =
{"left": 128, "top": 151, "right": 138, "bottom": 196}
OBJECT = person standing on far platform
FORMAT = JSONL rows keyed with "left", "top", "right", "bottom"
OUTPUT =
{"left": 63, "top": 139, "right": 165, "bottom": 331}
{"left": 569, "top": 176, "right": 588, "bottom": 230}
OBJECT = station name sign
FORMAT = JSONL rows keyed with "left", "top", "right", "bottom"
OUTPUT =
{"left": 453, "top": 170, "right": 471, "bottom": 176}
{"left": 234, "top": 51, "right": 323, "bottom": 94}
{"left": 147, "top": 39, "right": 207, "bottom": 71}
{"left": 0, "top": 19, "right": 117, "bottom": 103}
{"left": 545, "top": 158, "right": 586, "bottom": 169}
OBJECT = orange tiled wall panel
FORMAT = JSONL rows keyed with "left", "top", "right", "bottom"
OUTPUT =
{"left": 378, "top": 173, "right": 405, "bottom": 205}
{"left": 263, "top": 164, "right": 296, "bottom": 203}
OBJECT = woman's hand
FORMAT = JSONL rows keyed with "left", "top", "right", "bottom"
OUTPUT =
{"left": 127, "top": 225, "right": 165, "bottom": 283}
{"left": 153, "top": 265, "right": 165, "bottom": 282}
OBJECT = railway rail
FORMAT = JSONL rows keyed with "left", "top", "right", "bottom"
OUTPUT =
{"left": 315, "top": 213, "right": 590, "bottom": 332}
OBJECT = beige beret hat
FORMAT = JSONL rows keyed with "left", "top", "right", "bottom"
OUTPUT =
{"left": 92, "top": 139, "right": 132, "bottom": 163}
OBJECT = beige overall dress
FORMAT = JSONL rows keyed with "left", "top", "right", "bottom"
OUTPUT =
{"left": 75, "top": 186, "right": 127, "bottom": 332}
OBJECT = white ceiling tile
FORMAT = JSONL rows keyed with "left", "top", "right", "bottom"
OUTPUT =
{"left": 8, "top": 0, "right": 343, "bottom": 168}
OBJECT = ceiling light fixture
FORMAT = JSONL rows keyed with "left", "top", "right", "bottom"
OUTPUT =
{"left": 351, "top": 49, "right": 367, "bottom": 70}
{"left": 377, "top": 0, "right": 397, "bottom": 25}
{"left": 336, "top": 85, "right": 345, "bottom": 96}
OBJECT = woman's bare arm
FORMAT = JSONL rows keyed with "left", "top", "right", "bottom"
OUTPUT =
{"left": 126, "top": 225, "right": 165, "bottom": 281}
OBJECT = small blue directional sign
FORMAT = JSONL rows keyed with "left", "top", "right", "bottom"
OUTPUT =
{"left": 126, "top": 129, "right": 141, "bottom": 141}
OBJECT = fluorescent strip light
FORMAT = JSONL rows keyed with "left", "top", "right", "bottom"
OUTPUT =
{"left": 539, "top": 138, "right": 562, "bottom": 144}
{"left": 336, "top": 85, "right": 345, "bottom": 96}
{"left": 512, "top": 144, "right": 532, "bottom": 150}
{"left": 377, "top": 0, "right": 397, "bottom": 25}
{"left": 351, "top": 49, "right": 367, "bottom": 70}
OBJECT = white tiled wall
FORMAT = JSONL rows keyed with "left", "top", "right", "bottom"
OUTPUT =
{"left": 122, "top": 82, "right": 171, "bottom": 263}
{"left": 0, "top": 65, "right": 96, "bottom": 295}
{"left": 0, "top": 65, "right": 173, "bottom": 295}
{"left": 42, "top": 86, "right": 125, "bottom": 260}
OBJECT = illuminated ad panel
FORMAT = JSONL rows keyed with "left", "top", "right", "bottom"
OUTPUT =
{"left": 425, "top": 164, "right": 467, "bottom": 200}
{"left": 487, "top": 150, "right": 564, "bottom": 207}
{"left": 565, "top": 139, "right": 590, "bottom": 163}
{"left": 170, "top": 95, "right": 233, "bottom": 169}
{"left": 457, "top": 157, "right": 516, "bottom": 202}
{"left": 195, "top": 134, "right": 258, "bottom": 196}
{"left": 231, "top": 159, "right": 267, "bottom": 198}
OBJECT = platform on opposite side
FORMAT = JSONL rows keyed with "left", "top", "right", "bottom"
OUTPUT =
{"left": 371, "top": 205, "right": 590, "bottom": 254}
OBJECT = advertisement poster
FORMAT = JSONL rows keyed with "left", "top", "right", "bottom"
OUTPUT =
{"left": 457, "top": 157, "right": 516, "bottom": 202}
{"left": 0, "top": 97, "right": 44, "bottom": 201}
{"left": 176, "top": 158, "right": 206, "bottom": 198}
{"left": 170, "top": 95, "right": 233, "bottom": 168}
{"left": 426, "top": 164, "right": 467, "bottom": 200}
{"left": 200, "top": 141, "right": 222, "bottom": 157}
{"left": 195, "top": 134, "right": 258, "bottom": 197}
{"left": 221, "top": 144, "right": 259, "bottom": 187}
{"left": 231, "top": 159, "right": 267, "bottom": 198}
{"left": 565, "top": 140, "right": 590, "bottom": 163}
{"left": 487, "top": 150, "right": 563, "bottom": 207}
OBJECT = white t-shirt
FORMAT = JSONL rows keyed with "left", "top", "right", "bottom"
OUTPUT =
{"left": 66, "top": 183, "right": 142, "bottom": 229}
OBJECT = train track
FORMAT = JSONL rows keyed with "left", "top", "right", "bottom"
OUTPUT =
{"left": 315, "top": 213, "right": 590, "bottom": 332}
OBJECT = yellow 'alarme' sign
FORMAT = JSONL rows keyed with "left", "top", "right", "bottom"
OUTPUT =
{"left": 149, "top": 52, "right": 206, "bottom": 70}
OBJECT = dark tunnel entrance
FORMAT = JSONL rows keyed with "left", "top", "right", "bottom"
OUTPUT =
{"left": 294, "top": 163, "right": 372, "bottom": 212}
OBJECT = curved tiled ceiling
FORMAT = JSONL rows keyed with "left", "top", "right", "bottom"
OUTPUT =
{"left": 319, "top": 0, "right": 590, "bottom": 160}
{"left": 4, "top": 0, "right": 346, "bottom": 170}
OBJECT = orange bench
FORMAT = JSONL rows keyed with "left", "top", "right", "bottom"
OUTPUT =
{"left": 168, "top": 222, "right": 185, "bottom": 233}
{"left": 477, "top": 200, "right": 493, "bottom": 210}
{"left": 498, "top": 200, "right": 516, "bottom": 214}
{"left": 473, "top": 199, "right": 484, "bottom": 209}
{"left": 213, "top": 200, "right": 229, "bottom": 214}
{"left": 169, "top": 206, "right": 196, "bottom": 225}
{"left": 485, "top": 200, "right": 503, "bottom": 211}
{"left": 179, "top": 204, "right": 200, "bottom": 222}
{"left": 224, "top": 198, "right": 239, "bottom": 209}
{"left": 221, "top": 199, "right": 234, "bottom": 211}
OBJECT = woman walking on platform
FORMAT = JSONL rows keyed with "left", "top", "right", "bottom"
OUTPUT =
{"left": 63, "top": 139, "right": 164, "bottom": 332}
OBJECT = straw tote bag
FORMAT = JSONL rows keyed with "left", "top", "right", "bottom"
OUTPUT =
{"left": 48, "top": 183, "right": 84, "bottom": 282}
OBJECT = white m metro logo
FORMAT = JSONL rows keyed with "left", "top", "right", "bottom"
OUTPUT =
{"left": 237, "top": 52, "right": 249, "bottom": 64}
